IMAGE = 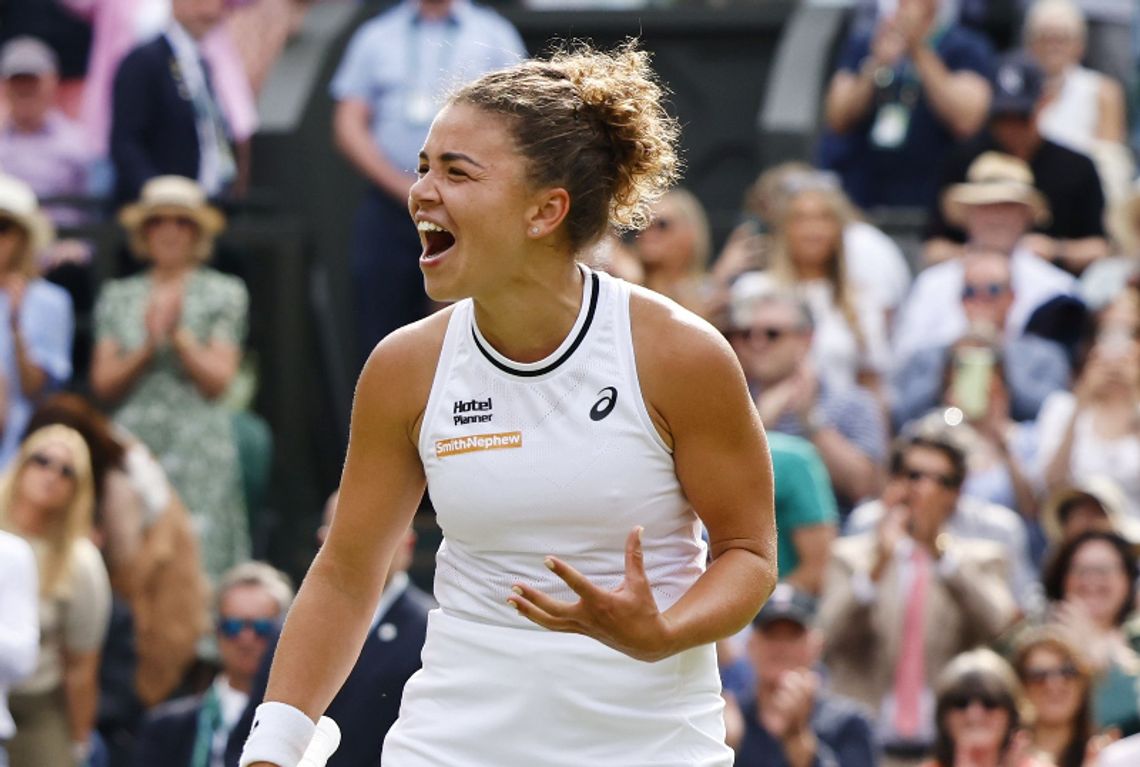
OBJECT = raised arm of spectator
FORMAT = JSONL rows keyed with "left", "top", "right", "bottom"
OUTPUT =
{"left": 333, "top": 99, "right": 415, "bottom": 203}
{"left": 910, "top": 43, "right": 991, "bottom": 139}
{"left": 170, "top": 329, "right": 241, "bottom": 400}
{"left": 1096, "top": 76, "right": 1127, "bottom": 143}
{"left": 110, "top": 49, "right": 162, "bottom": 202}
{"left": 90, "top": 338, "right": 156, "bottom": 404}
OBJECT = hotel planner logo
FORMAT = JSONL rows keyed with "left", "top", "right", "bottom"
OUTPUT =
{"left": 453, "top": 397, "right": 493, "bottom": 425}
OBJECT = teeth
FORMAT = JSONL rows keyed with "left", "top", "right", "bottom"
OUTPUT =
{"left": 417, "top": 221, "right": 450, "bottom": 233}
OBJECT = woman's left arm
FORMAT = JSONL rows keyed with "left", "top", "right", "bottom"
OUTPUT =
{"left": 511, "top": 297, "right": 777, "bottom": 660}
{"left": 171, "top": 330, "right": 241, "bottom": 399}
{"left": 63, "top": 649, "right": 101, "bottom": 753}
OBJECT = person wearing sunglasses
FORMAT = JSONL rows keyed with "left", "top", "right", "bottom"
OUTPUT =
{"left": 630, "top": 188, "right": 714, "bottom": 318}
{"left": 91, "top": 175, "right": 250, "bottom": 584}
{"left": 0, "top": 425, "right": 110, "bottom": 767}
{"left": 1010, "top": 627, "right": 1108, "bottom": 767}
{"left": 922, "top": 648, "right": 1051, "bottom": 767}
{"left": 820, "top": 431, "right": 1019, "bottom": 765}
{"left": 134, "top": 561, "right": 293, "bottom": 767}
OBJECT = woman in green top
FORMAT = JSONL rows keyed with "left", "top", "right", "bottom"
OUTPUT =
{"left": 90, "top": 175, "right": 249, "bottom": 582}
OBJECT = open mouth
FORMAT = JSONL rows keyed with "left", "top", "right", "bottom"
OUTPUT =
{"left": 418, "top": 220, "right": 456, "bottom": 260}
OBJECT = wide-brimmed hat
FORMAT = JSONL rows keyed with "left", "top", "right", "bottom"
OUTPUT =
{"left": 1040, "top": 476, "right": 1140, "bottom": 547}
{"left": 942, "top": 152, "right": 1051, "bottom": 228}
{"left": 119, "top": 176, "right": 225, "bottom": 261}
{"left": 0, "top": 173, "right": 55, "bottom": 260}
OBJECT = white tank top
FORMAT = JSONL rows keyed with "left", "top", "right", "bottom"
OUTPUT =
{"left": 418, "top": 265, "right": 707, "bottom": 629}
{"left": 1038, "top": 65, "right": 1100, "bottom": 153}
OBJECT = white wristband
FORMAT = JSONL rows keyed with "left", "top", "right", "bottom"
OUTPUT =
{"left": 239, "top": 701, "right": 317, "bottom": 767}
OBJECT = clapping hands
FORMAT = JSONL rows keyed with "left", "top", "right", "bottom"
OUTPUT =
{"left": 145, "top": 283, "right": 183, "bottom": 344}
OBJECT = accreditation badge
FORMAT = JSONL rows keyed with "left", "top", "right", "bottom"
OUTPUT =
{"left": 870, "top": 103, "right": 911, "bottom": 150}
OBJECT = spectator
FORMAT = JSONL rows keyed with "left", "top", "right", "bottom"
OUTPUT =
{"left": 920, "top": 648, "right": 1050, "bottom": 767}
{"left": 330, "top": 0, "right": 524, "bottom": 363}
{"left": 1034, "top": 328, "right": 1140, "bottom": 521}
{"left": 892, "top": 249, "right": 1072, "bottom": 427}
{"left": 741, "top": 180, "right": 892, "bottom": 392}
{"left": 896, "top": 152, "right": 1078, "bottom": 366}
{"left": 0, "top": 37, "right": 90, "bottom": 228}
{"left": 1039, "top": 478, "right": 1140, "bottom": 553}
{"left": 25, "top": 392, "right": 211, "bottom": 758}
{"left": 0, "top": 530, "right": 38, "bottom": 767}
{"left": 0, "top": 174, "right": 74, "bottom": 468}
{"left": 132, "top": 561, "right": 293, "bottom": 767}
{"left": 1041, "top": 531, "right": 1140, "bottom": 735}
{"left": 632, "top": 188, "right": 713, "bottom": 317}
{"left": 1025, "top": 0, "right": 1133, "bottom": 206}
{"left": 109, "top": 0, "right": 238, "bottom": 204}
{"left": 728, "top": 287, "right": 887, "bottom": 511}
{"left": 924, "top": 52, "right": 1109, "bottom": 274}
{"left": 90, "top": 176, "right": 249, "bottom": 583}
{"left": 1011, "top": 627, "right": 1104, "bottom": 767}
{"left": 715, "top": 164, "right": 912, "bottom": 324}
{"left": 818, "top": 430, "right": 1018, "bottom": 765}
{"left": 1, "top": 425, "right": 110, "bottom": 767}
{"left": 766, "top": 432, "right": 840, "bottom": 595}
{"left": 820, "top": 0, "right": 994, "bottom": 210}
{"left": 729, "top": 584, "right": 878, "bottom": 767}
{"left": 1082, "top": 180, "right": 1140, "bottom": 314}
{"left": 847, "top": 431, "right": 1040, "bottom": 614}
{"left": 230, "top": 494, "right": 434, "bottom": 767}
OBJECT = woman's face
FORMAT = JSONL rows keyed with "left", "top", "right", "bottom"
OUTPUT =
{"left": 1063, "top": 539, "right": 1131, "bottom": 627}
{"left": 635, "top": 197, "right": 696, "bottom": 275}
{"left": 943, "top": 690, "right": 1012, "bottom": 756}
{"left": 143, "top": 213, "right": 200, "bottom": 271}
{"left": 1021, "top": 646, "right": 1085, "bottom": 727}
{"left": 0, "top": 217, "right": 28, "bottom": 274}
{"left": 410, "top": 102, "right": 543, "bottom": 303}
{"left": 18, "top": 441, "right": 78, "bottom": 516}
{"left": 1029, "top": 20, "right": 1083, "bottom": 77}
{"left": 784, "top": 191, "right": 840, "bottom": 273}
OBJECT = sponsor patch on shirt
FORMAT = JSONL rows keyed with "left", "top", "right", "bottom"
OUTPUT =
{"left": 435, "top": 431, "right": 523, "bottom": 458}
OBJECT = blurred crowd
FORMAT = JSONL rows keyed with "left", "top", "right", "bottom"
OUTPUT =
{"left": 0, "top": 0, "right": 1139, "bottom": 765}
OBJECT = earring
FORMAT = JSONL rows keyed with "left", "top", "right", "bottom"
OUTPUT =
{"left": 530, "top": 227, "right": 539, "bottom": 235}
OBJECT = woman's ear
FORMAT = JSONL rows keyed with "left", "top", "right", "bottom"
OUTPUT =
{"left": 526, "top": 188, "right": 571, "bottom": 239}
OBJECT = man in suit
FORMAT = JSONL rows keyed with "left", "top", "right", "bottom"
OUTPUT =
{"left": 228, "top": 491, "right": 435, "bottom": 767}
{"left": 817, "top": 432, "right": 1018, "bottom": 767}
{"left": 133, "top": 562, "right": 294, "bottom": 767}
{"left": 109, "top": 0, "right": 237, "bottom": 204}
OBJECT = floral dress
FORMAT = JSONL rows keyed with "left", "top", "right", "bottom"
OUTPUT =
{"left": 94, "top": 267, "right": 249, "bottom": 582}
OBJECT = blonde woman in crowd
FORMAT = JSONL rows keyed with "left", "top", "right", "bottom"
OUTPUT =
{"left": 90, "top": 175, "right": 249, "bottom": 583}
{"left": 762, "top": 178, "right": 890, "bottom": 392}
{"left": 1, "top": 425, "right": 110, "bottom": 767}
{"left": 631, "top": 187, "right": 714, "bottom": 316}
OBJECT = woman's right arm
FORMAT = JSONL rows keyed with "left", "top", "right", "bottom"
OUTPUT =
{"left": 248, "top": 326, "right": 434, "bottom": 765}
{"left": 89, "top": 337, "right": 157, "bottom": 404}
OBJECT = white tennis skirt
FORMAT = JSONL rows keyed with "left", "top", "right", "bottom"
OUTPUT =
{"left": 381, "top": 609, "right": 733, "bottom": 766}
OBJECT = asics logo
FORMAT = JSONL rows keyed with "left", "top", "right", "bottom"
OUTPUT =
{"left": 590, "top": 387, "right": 618, "bottom": 422}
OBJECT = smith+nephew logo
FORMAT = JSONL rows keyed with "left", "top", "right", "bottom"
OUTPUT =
{"left": 452, "top": 396, "right": 493, "bottom": 426}
{"left": 435, "top": 431, "right": 523, "bottom": 458}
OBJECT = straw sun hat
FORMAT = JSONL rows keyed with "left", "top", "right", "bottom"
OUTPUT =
{"left": 1040, "top": 476, "right": 1140, "bottom": 547}
{"left": 0, "top": 173, "right": 54, "bottom": 259}
{"left": 941, "top": 152, "right": 1051, "bottom": 229}
{"left": 119, "top": 176, "right": 226, "bottom": 261}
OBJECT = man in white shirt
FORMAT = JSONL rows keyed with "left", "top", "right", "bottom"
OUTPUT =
{"left": 0, "top": 531, "right": 38, "bottom": 767}
{"left": 892, "top": 151, "right": 1078, "bottom": 368}
{"left": 133, "top": 562, "right": 294, "bottom": 767}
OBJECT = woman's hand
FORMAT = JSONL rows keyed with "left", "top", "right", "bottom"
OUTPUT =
{"left": 146, "top": 283, "right": 183, "bottom": 343}
{"left": 508, "top": 527, "right": 675, "bottom": 662}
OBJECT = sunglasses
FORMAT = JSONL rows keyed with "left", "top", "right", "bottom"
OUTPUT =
{"left": 733, "top": 325, "right": 800, "bottom": 344}
{"left": 902, "top": 467, "right": 959, "bottom": 489}
{"left": 0, "top": 218, "right": 20, "bottom": 235}
{"left": 961, "top": 282, "right": 1010, "bottom": 301}
{"left": 27, "top": 452, "right": 77, "bottom": 480}
{"left": 646, "top": 217, "right": 672, "bottom": 232}
{"left": 946, "top": 692, "right": 1006, "bottom": 711}
{"left": 217, "top": 617, "right": 275, "bottom": 639}
{"left": 1023, "top": 664, "right": 1081, "bottom": 686}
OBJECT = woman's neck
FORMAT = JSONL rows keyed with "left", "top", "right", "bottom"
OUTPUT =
{"left": 1031, "top": 721, "right": 1073, "bottom": 761}
{"left": 150, "top": 262, "right": 194, "bottom": 284}
{"left": 8, "top": 497, "right": 50, "bottom": 538}
{"left": 793, "top": 261, "right": 828, "bottom": 281}
{"left": 471, "top": 259, "right": 585, "bottom": 363}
